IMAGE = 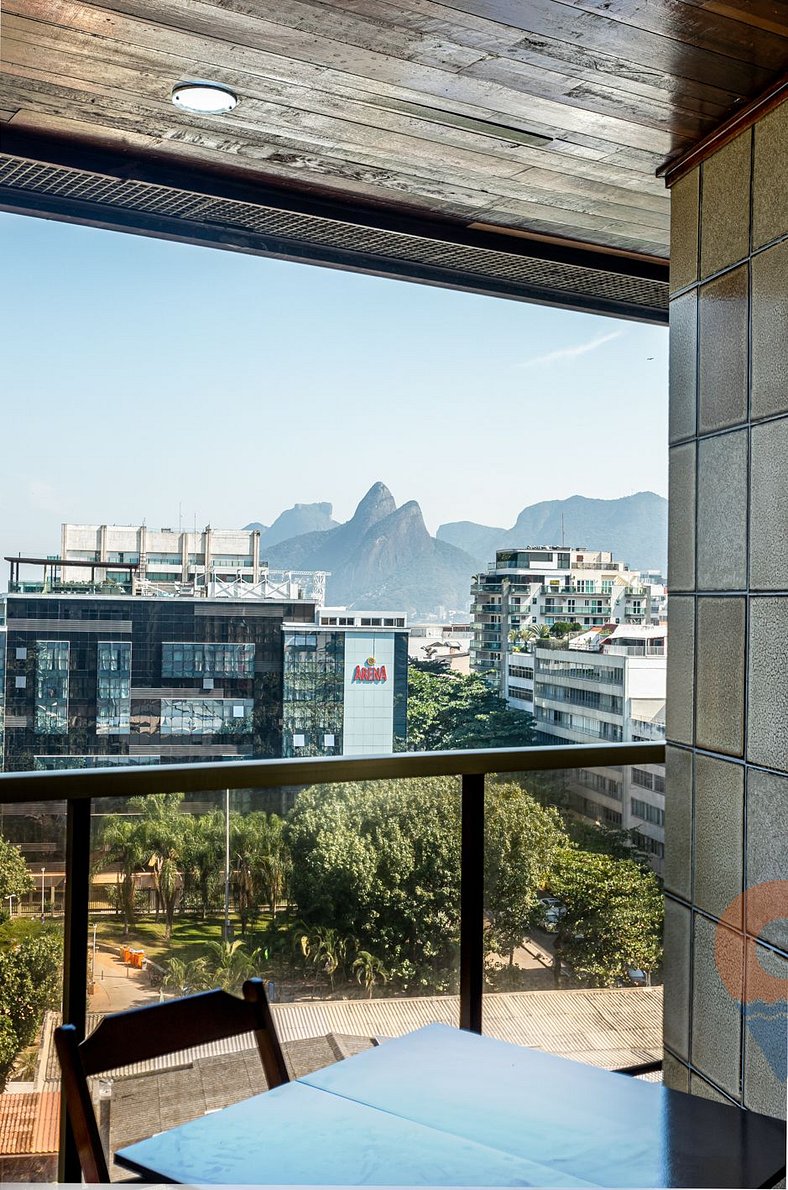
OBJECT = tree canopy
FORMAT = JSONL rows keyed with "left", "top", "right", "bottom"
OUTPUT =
{"left": 286, "top": 778, "right": 461, "bottom": 990}
{"left": 407, "top": 666, "right": 535, "bottom": 752}
{"left": 485, "top": 783, "right": 567, "bottom": 961}
{"left": 285, "top": 777, "right": 570, "bottom": 990}
{"left": 0, "top": 836, "right": 34, "bottom": 914}
{"left": 0, "top": 927, "right": 61, "bottom": 1090}
{"left": 549, "top": 847, "right": 663, "bottom": 986}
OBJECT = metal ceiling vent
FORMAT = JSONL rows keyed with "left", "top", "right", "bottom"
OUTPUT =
{"left": 0, "top": 154, "right": 668, "bottom": 321}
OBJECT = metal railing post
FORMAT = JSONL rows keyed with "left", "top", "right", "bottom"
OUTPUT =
{"left": 459, "top": 772, "right": 484, "bottom": 1034}
{"left": 58, "top": 797, "right": 92, "bottom": 1183}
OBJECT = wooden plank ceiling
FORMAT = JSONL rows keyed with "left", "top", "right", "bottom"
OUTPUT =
{"left": 2, "top": 0, "right": 788, "bottom": 263}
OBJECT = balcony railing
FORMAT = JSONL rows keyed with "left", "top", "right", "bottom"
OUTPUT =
{"left": 0, "top": 739, "right": 664, "bottom": 1181}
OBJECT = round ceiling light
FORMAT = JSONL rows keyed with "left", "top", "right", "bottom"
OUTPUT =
{"left": 171, "top": 81, "right": 238, "bottom": 115}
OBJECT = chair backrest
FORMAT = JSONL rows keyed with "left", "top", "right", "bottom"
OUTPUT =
{"left": 55, "top": 978, "right": 289, "bottom": 1183}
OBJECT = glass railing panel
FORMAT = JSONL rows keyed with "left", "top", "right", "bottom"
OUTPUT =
{"left": 0, "top": 799, "right": 66, "bottom": 1184}
{"left": 86, "top": 775, "right": 461, "bottom": 1175}
{"left": 482, "top": 765, "right": 664, "bottom": 1073}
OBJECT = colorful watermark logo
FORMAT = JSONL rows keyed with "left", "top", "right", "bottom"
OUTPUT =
{"left": 715, "top": 881, "right": 788, "bottom": 1081}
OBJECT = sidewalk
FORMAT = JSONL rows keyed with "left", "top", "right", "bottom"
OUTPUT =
{"left": 88, "top": 946, "right": 159, "bottom": 1012}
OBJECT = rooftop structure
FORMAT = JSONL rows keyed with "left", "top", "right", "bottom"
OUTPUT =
{"left": 6, "top": 523, "right": 329, "bottom": 604}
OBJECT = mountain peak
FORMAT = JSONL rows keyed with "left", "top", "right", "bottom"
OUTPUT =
{"left": 349, "top": 482, "right": 397, "bottom": 532}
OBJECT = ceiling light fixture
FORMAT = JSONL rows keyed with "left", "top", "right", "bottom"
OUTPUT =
{"left": 171, "top": 81, "right": 238, "bottom": 115}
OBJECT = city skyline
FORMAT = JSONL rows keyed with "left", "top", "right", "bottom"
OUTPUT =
{"left": 0, "top": 211, "right": 668, "bottom": 563}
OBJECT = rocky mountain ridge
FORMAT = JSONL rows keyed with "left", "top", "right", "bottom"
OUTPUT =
{"left": 245, "top": 486, "right": 668, "bottom": 615}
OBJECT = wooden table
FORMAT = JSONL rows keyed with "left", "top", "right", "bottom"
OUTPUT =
{"left": 116, "top": 1023, "right": 786, "bottom": 1187}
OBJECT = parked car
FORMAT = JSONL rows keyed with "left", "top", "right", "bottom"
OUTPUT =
{"left": 539, "top": 895, "right": 567, "bottom": 932}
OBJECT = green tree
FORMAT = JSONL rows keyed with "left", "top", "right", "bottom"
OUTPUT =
{"left": 100, "top": 794, "right": 186, "bottom": 938}
{"left": 485, "top": 783, "right": 568, "bottom": 964}
{"left": 0, "top": 928, "right": 61, "bottom": 1090}
{"left": 202, "top": 939, "right": 258, "bottom": 992}
{"left": 161, "top": 955, "right": 211, "bottom": 997}
{"left": 549, "top": 621, "right": 582, "bottom": 638}
{"left": 285, "top": 778, "right": 462, "bottom": 988}
{"left": 407, "top": 667, "right": 535, "bottom": 752}
{"left": 549, "top": 848, "right": 663, "bottom": 987}
{"left": 100, "top": 814, "right": 148, "bottom": 936}
{"left": 182, "top": 811, "right": 225, "bottom": 919}
{"left": 257, "top": 814, "right": 292, "bottom": 918}
{"left": 508, "top": 624, "right": 549, "bottom": 651}
{"left": 231, "top": 812, "right": 289, "bottom": 933}
{"left": 352, "top": 950, "right": 388, "bottom": 998}
{"left": 0, "top": 837, "right": 34, "bottom": 917}
{"left": 130, "top": 794, "right": 185, "bottom": 939}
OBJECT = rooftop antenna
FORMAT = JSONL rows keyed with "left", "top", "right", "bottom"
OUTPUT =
{"left": 178, "top": 502, "right": 183, "bottom": 534}
{"left": 561, "top": 513, "right": 565, "bottom": 547}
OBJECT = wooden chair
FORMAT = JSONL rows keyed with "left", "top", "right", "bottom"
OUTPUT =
{"left": 55, "top": 978, "right": 289, "bottom": 1183}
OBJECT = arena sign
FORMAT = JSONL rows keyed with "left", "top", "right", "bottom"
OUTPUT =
{"left": 352, "top": 655, "right": 388, "bottom": 683}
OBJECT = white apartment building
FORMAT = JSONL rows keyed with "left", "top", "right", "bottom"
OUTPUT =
{"left": 532, "top": 625, "right": 667, "bottom": 871}
{"left": 58, "top": 523, "right": 327, "bottom": 603}
{"left": 470, "top": 546, "right": 666, "bottom": 709}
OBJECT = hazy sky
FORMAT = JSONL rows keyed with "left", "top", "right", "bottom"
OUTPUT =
{"left": 0, "top": 211, "right": 668, "bottom": 562}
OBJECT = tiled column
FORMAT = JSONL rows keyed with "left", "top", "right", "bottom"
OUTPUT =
{"left": 664, "top": 99, "right": 787, "bottom": 1118}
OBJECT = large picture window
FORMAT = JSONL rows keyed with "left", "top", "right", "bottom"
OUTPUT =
{"left": 35, "top": 641, "right": 69, "bottom": 735}
{"left": 162, "top": 642, "right": 255, "bottom": 678}
{"left": 161, "top": 698, "right": 254, "bottom": 735}
{"left": 96, "top": 641, "right": 131, "bottom": 735}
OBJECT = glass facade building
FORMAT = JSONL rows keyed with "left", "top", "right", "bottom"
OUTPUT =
{"left": 282, "top": 617, "right": 409, "bottom": 757}
{"left": 0, "top": 593, "right": 315, "bottom": 772}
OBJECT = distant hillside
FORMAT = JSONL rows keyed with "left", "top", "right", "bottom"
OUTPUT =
{"left": 263, "top": 483, "right": 477, "bottom": 615}
{"left": 244, "top": 502, "right": 337, "bottom": 550}
{"left": 438, "top": 492, "right": 667, "bottom": 572}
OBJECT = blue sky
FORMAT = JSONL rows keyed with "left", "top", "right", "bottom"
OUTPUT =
{"left": 0, "top": 211, "right": 668, "bottom": 561}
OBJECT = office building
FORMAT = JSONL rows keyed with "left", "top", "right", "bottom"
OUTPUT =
{"left": 283, "top": 609, "right": 408, "bottom": 757}
{"left": 1, "top": 560, "right": 407, "bottom": 771}
{"left": 533, "top": 626, "right": 667, "bottom": 870}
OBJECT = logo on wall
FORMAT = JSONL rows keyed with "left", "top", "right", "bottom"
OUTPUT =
{"left": 352, "top": 656, "right": 388, "bottom": 683}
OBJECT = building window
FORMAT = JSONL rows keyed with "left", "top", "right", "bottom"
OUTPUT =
{"left": 96, "top": 641, "right": 131, "bottom": 735}
{"left": 632, "top": 768, "right": 666, "bottom": 794}
{"left": 35, "top": 641, "right": 69, "bottom": 735}
{"left": 631, "top": 798, "right": 665, "bottom": 826}
{"left": 633, "top": 831, "right": 665, "bottom": 858}
{"left": 160, "top": 698, "right": 254, "bottom": 735}
{"left": 162, "top": 642, "right": 255, "bottom": 677}
{"left": 574, "top": 770, "right": 622, "bottom": 801}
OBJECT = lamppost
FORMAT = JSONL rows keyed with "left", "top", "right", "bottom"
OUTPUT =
{"left": 40, "top": 867, "right": 46, "bottom": 919}
{"left": 223, "top": 789, "right": 230, "bottom": 942}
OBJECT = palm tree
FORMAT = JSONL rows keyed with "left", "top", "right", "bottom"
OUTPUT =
{"left": 182, "top": 812, "right": 224, "bottom": 919}
{"left": 352, "top": 951, "right": 388, "bottom": 998}
{"left": 203, "top": 939, "right": 255, "bottom": 992}
{"left": 130, "top": 794, "right": 185, "bottom": 940}
{"left": 99, "top": 816, "right": 146, "bottom": 937}
{"left": 162, "top": 955, "right": 210, "bottom": 997}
